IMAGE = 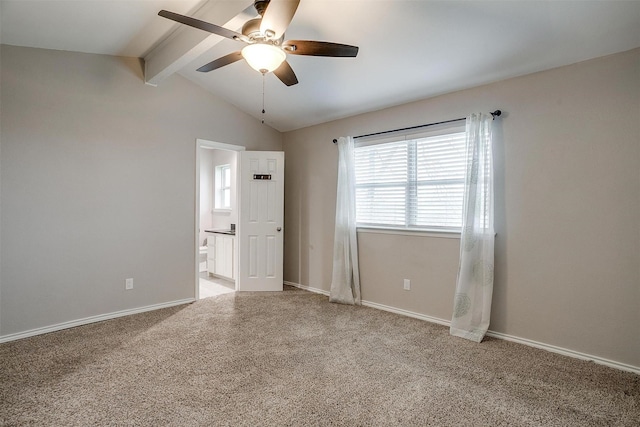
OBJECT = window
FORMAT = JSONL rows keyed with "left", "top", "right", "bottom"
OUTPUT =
{"left": 354, "top": 125, "right": 466, "bottom": 232}
{"left": 215, "top": 164, "right": 231, "bottom": 210}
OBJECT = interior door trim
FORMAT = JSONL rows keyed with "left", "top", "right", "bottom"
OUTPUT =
{"left": 194, "top": 139, "right": 246, "bottom": 300}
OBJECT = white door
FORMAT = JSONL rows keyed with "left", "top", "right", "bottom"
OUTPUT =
{"left": 237, "top": 151, "right": 284, "bottom": 291}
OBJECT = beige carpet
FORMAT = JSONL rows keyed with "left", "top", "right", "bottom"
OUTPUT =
{"left": 1, "top": 287, "right": 638, "bottom": 426}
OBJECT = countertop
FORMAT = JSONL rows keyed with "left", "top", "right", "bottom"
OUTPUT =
{"left": 204, "top": 229, "right": 235, "bottom": 236}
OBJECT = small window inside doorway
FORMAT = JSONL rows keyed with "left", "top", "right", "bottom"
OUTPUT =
{"left": 215, "top": 164, "right": 231, "bottom": 211}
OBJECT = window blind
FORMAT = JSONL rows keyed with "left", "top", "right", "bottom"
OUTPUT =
{"left": 354, "top": 130, "right": 466, "bottom": 231}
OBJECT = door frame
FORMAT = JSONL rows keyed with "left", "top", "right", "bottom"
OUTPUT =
{"left": 194, "top": 139, "right": 245, "bottom": 300}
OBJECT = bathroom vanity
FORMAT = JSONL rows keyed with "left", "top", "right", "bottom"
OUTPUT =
{"left": 204, "top": 230, "right": 235, "bottom": 280}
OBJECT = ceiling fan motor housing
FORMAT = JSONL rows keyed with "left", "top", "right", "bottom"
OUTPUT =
{"left": 242, "top": 18, "right": 262, "bottom": 39}
{"left": 242, "top": 18, "right": 283, "bottom": 45}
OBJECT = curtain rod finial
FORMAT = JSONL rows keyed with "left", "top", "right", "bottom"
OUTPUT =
{"left": 491, "top": 110, "right": 502, "bottom": 118}
{"left": 333, "top": 138, "right": 338, "bottom": 144}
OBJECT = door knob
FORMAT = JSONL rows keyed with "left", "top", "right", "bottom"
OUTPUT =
{"left": 277, "top": 227, "right": 282, "bottom": 232}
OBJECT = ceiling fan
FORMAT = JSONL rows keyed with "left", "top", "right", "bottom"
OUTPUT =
{"left": 158, "top": 0, "right": 359, "bottom": 86}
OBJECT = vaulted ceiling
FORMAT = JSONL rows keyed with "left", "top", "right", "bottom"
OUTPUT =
{"left": 2, "top": 0, "right": 639, "bottom": 131}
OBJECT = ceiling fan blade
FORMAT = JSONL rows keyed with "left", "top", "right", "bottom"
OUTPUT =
{"left": 197, "top": 51, "right": 243, "bottom": 72}
{"left": 282, "top": 40, "right": 359, "bottom": 57}
{"left": 158, "top": 10, "right": 245, "bottom": 42}
{"left": 273, "top": 60, "right": 298, "bottom": 86}
{"left": 260, "top": 0, "right": 300, "bottom": 40}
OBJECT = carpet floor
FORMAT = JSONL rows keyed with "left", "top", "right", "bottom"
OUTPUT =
{"left": 1, "top": 287, "right": 638, "bottom": 426}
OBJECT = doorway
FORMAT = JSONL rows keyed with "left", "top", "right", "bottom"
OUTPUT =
{"left": 195, "top": 139, "right": 245, "bottom": 300}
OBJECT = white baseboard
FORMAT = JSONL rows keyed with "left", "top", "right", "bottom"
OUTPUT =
{"left": 284, "top": 281, "right": 639, "bottom": 375}
{"left": 284, "top": 280, "right": 330, "bottom": 296}
{"left": 360, "top": 299, "right": 451, "bottom": 327}
{"left": 0, "top": 298, "right": 195, "bottom": 344}
{"left": 484, "top": 330, "right": 640, "bottom": 375}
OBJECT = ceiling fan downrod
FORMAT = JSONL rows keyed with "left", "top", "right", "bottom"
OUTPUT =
{"left": 254, "top": 0, "right": 270, "bottom": 17}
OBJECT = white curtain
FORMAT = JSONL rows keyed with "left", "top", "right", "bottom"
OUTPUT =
{"left": 450, "top": 113, "right": 495, "bottom": 342}
{"left": 329, "top": 136, "right": 361, "bottom": 305}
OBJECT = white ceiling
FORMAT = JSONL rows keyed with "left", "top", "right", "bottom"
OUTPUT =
{"left": 2, "top": 1, "right": 640, "bottom": 132}
{"left": 0, "top": 0, "right": 205, "bottom": 57}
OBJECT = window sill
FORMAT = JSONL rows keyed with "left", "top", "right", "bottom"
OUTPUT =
{"left": 356, "top": 226, "right": 461, "bottom": 239}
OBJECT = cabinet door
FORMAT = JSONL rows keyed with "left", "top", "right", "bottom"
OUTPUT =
{"left": 207, "top": 236, "right": 216, "bottom": 274}
{"left": 215, "top": 235, "right": 225, "bottom": 276}
{"left": 224, "top": 237, "right": 234, "bottom": 279}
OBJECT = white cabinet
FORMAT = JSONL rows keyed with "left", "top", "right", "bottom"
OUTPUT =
{"left": 207, "top": 236, "right": 216, "bottom": 275}
{"left": 215, "top": 235, "right": 234, "bottom": 279}
{"left": 206, "top": 233, "right": 234, "bottom": 280}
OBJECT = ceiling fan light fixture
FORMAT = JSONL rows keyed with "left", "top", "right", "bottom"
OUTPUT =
{"left": 241, "top": 43, "right": 286, "bottom": 74}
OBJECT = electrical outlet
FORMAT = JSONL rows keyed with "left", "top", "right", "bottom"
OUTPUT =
{"left": 125, "top": 278, "right": 133, "bottom": 290}
{"left": 403, "top": 279, "right": 411, "bottom": 290}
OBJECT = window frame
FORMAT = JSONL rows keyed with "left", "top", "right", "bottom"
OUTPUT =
{"left": 214, "top": 164, "right": 232, "bottom": 211}
{"left": 353, "top": 122, "right": 466, "bottom": 235}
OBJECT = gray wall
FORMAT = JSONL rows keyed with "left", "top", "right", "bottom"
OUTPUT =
{"left": 0, "top": 45, "right": 282, "bottom": 336}
{"left": 282, "top": 48, "right": 640, "bottom": 368}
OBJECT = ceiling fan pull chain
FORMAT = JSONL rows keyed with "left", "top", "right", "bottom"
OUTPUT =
{"left": 261, "top": 73, "right": 266, "bottom": 124}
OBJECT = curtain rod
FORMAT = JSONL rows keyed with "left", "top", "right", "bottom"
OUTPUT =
{"left": 332, "top": 110, "right": 502, "bottom": 143}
